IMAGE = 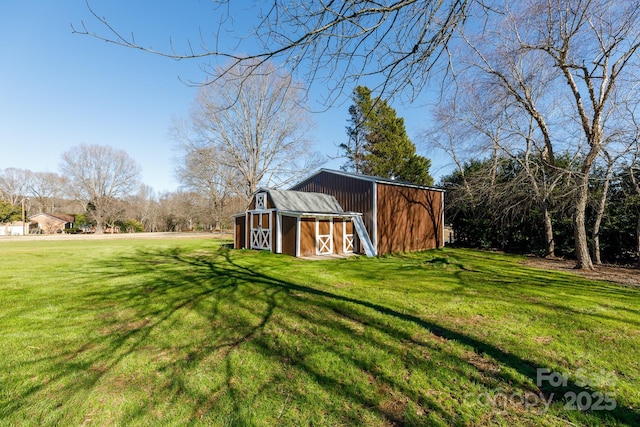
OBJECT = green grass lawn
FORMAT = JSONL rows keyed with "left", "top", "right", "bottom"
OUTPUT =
{"left": 0, "top": 237, "right": 638, "bottom": 426}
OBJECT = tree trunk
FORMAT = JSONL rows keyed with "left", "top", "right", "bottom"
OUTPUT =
{"left": 592, "top": 234, "right": 601, "bottom": 266}
{"left": 592, "top": 208, "right": 603, "bottom": 264}
{"left": 591, "top": 160, "right": 614, "bottom": 265}
{"left": 574, "top": 176, "right": 594, "bottom": 270}
{"left": 542, "top": 202, "right": 555, "bottom": 258}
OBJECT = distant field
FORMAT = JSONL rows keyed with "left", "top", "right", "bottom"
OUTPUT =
{"left": 0, "top": 237, "right": 638, "bottom": 426}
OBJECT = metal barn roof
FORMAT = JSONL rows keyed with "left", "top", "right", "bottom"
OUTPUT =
{"left": 292, "top": 168, "right": 445, "bottom": 192}
{"left": 262, "top": 189, "right": 344, "bottom": 214}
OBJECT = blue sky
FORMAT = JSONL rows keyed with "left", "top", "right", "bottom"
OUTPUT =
{"left": 0, "top": 1, "right": 449, "bottom": 194}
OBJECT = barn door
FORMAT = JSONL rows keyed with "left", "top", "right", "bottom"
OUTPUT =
{"left": 316, "top": 219, "right": 333, "bottom": 255}
{"left": 343, "top": 219, "right": 354, "bottom": 253}
{"left": 250, "top": 212, "right": 271, "bottom": 250}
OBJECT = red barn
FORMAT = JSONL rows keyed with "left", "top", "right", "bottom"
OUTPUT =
{"left": 234, "top": 169, "right": 444, "bottom": 257}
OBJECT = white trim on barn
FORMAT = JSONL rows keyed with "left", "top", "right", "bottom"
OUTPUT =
{"left": 372, "top": 180, "right": 378, "bottom": 252}
{"left": 276, "top": 212, "right": 283, "bottom": 254}
{"left": 441, "top": 194, "right": 445, "bottom": 247}
{"left": 343, "top": 218, "right": 354, "bottom": 253}
{"left": 255, "top": 192, "right": 267, "bottom": 210}
{"left": 249, "top": 209, "right": 274, "bottom": 250}
{"left": 295, "top": 217, "right": 301, "bottom": 257}
{"left": 315, "top": 217, "right": 334, "bottom": 255}
{"left": 245, "top": 211, "right": 249, "bottom": 249}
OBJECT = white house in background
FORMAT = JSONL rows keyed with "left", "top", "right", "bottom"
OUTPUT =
{"left": 0, "top": 221, "right": 29, "bottom": 236}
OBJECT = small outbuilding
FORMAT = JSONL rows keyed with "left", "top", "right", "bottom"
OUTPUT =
{"left": 234, "top": 189, "right": 367, "bottom": 258}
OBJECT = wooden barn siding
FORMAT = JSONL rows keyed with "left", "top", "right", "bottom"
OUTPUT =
{"left": 299, "top": 218, "right": 316, "bottom": 257}
{"left": 281, "top": 215, "right": 297, "bottom": 256}
{"left": 376, "top": 183, "right": 443, "bottom": 254}
{"left": 292, "top": 171, "right": 375, "bottom": 248}
{"left": 234, "top": 216, "right": 246, "bottom": 249}
{"left": 333, "top": 221, "right": 344, "bottom": 254}
{"left": 318, "top": 219, "right": 331, "bottom": 235}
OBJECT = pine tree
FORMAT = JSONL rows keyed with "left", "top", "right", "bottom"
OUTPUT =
{"left": 342, "top": 86, "right": 433, "bottom": 185}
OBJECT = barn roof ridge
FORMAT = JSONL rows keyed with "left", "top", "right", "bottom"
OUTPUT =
{"left": 292, "top": 168, "right": 445, "bottom": 192}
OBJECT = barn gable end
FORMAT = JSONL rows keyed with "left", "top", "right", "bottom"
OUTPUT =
{"left": 291, "top": 169, "right": 445, "bottom": 255}
{"left": 376, "top": 182, "right": 443, "bottom": 254}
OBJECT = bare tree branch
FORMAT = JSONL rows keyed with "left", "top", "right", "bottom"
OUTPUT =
{"left": 72, "top": 0, "right": 471, "bottom": 104}
{"left": 173, "top": 60, "right": 323, "bottom": 200}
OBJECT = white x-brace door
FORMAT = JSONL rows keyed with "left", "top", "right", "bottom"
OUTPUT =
{"left": 250, "top": 212, "right": 271, "bottom": 250}
{"left": 316, "top": 218, "right": 333, "bottom": 255}
{"left": 343, "top": 219, "right": 354, "bottom": 253}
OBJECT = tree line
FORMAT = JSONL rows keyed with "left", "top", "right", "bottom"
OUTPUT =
{"left": 0, "top": 152, "right": 245, "bottom": 233}
{"left": 439, "top": 154, "right": 640, "bottom": 266}
{"left": 420, "top": 0, "right": 640, "bottom": 269}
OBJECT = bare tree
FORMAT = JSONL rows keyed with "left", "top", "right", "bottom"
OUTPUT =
{"left": 625, "top": 105, "right": 640, "bottom": 267}
{"left": 589, "top": 143, "right": 635, "bottom": 265}
{"left": 0, "top": 168, "right": 30, "bottom": 206}
{"left": 449, "top": 17, "right": 569, "bottom": 257}
{"left": 59, "top": 144, "right": 141, "bottom": 234}
{"left": 532, "top": 1, "right": 640, "bottom": 270}
{"left": 26, "top": 171, "right": 67, "bottom": 214}
{"left": 630, "top": 165, "right": 640, "bottom": 268}
{"left": 425, "top": 75, "right": 571, "bottom": 257}
{"left": 157, "top": 191, "right": 199, "bottom": 232}
{"left": 73, "top": 1, "right": 470, "bottom": 103}
{"left": 175, "top": 60, "right": 321, "bottom": 200}
{"left": 176, "top": 145, "right": 242, "bottom": 230}
{"left": 454, "top": 0, "right": 640, "bottom": 269}
{"left": 125, "top": 184, "right": 161, "bottom": 232}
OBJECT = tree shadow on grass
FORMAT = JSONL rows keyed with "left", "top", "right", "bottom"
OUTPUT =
{"left": 9, "top": 245, "right": 640, "bottom": 426}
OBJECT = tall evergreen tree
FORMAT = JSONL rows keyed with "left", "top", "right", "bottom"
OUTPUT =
{"left": 342, "top": 86, "right": 433, "bottom": 185}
